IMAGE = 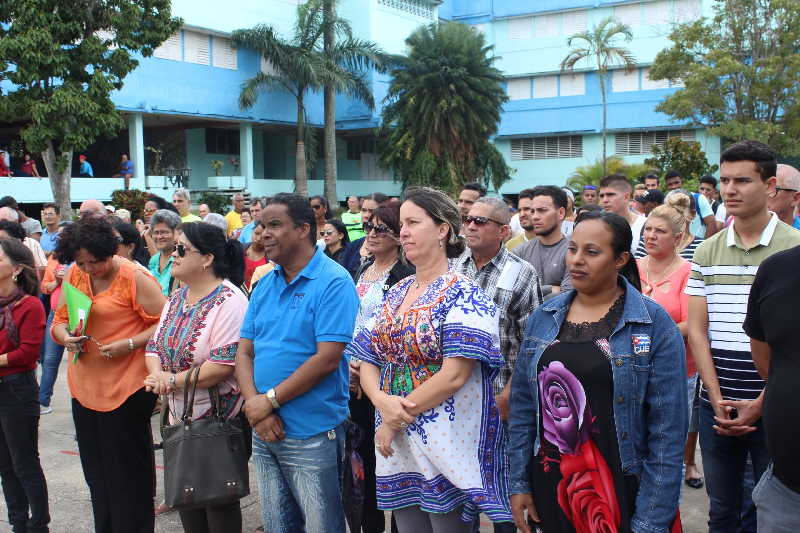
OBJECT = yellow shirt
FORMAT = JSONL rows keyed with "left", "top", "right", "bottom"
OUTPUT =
{"left": 181, "top": 213, "right": 202, "bottom": 223}
{"left": 505, "top": 233, "right": 530, "bottom": 252}
{"left": 225, "top": 210, "right": 243, "bottom": 236}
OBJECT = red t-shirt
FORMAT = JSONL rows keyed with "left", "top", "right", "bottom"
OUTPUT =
{"left": 244, "top": 255, "right": 267, "bottom": 290}
{"left": 0, "top": 295, "right": 45, "bottom": 377}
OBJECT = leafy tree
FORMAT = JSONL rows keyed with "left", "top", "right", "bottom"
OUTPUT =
{"left": 649, "top": 0, "right": 800, "bottom": 155}
{"left": 378, "top": 22, "right": 511, "bottom": 194}
{"left": 0, "top": 1, "right": 181, "bottom": 216}
{"left": 111, "top": 189, "right": 150, "bottom": 221}
{"left": 198, "top": 192, "right": 230, "bottom": 215}
{"left": 567, "top": 155, "right": 654, "bottom": 194}
{"left": 233, "top": 0, "right": 383, "bottom": 198}
{"left": 645, "top": 137, "right": 719, "bottom": 191}
{"left": 561, "top": 16, "right": 636, "bottom": 174}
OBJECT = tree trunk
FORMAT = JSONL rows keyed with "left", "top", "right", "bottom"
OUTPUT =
{"left": 295, "top": 95, "right": 309, "bottom": 196}
{"left": 323, "top": 0, "right": 338, "bottom": 209}
{"left": 41, "top": 140, "right": 73, "bottom": 218}
{"left": 599, "top": 73, "right": 608, "bottom": 176}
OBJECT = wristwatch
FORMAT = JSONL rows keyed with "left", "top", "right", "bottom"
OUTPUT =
{"left": 266, "top": 388, "right": 281, "bottom": 410}
{"left": 168, "top": 374, "right": 176, "bottom": 388}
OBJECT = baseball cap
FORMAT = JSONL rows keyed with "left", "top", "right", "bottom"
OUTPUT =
{"left": 636, "top": 190, "right": 665, "bottom": 204}
{"left": 105, "top": 205, "right": 116, "bottom": 213}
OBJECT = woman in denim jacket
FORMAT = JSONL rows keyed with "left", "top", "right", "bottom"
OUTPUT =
{"left": 508, "top": 211, "right": 687, "bottom": 533}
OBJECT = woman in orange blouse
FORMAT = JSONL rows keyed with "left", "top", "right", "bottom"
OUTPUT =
{"left": 51, "top": 216, "right": 166, "bottom": 533}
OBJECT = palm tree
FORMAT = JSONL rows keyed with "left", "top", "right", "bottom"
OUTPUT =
{"left": 378, "top": 22, "right": 511, "bottom": 194}
{"left": 232, "top": 0, "right": 383, "bottom": 197}
{"left": 561, "top": 16, "right": 636, "bottom": 174}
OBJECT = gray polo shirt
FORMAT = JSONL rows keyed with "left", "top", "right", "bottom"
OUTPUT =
{"left": 512, "top": 237, "right": 572, "bottom": 296}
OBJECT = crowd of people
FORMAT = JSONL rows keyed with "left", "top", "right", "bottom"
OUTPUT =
{"left": 0, "top": 138, "right": 797, "bottom": 533}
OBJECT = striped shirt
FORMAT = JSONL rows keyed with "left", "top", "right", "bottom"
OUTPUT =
{"left": 635, "top": 234, "right": 703, "bottom": 261}
{"left": 454, "top": 247, "right": 543, "bottom": 394}
{"left": 685, "top": 213, "right": 800, "bottom": 402}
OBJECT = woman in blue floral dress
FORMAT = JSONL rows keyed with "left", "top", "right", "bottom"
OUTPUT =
{"left": 347, "top": 188, "right": 512, "bottom": 532}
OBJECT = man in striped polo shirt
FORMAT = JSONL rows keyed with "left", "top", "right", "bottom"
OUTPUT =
{"left": 686, "top": 140, "right": 800, "bottom": 533}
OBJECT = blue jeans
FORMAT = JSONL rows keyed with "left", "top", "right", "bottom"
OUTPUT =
{"left": 252, "top": 423, "right": 346, "bottom": 533}
{"left": 753, "top": 463, "right": 800, "bottom": 533}
{"left": 38, "top": 311, "right": 63, "bottom": 408}
{"left": 699, "top": 401, "right": 770, "bottom": 533}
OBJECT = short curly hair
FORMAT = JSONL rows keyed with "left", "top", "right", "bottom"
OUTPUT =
{"left": 55, "top": 216, "right": 119, "bottom": 264}
{"left": 0, "top": 221, "right": 26, "bottom": 241}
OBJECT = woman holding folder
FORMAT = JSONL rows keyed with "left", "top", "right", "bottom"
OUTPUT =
{"left": 51, "top": 216, "right": 166, "bottom": 533}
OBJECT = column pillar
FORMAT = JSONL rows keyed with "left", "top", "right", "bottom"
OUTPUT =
{"left": 239, "top": 123, "right": 254, "bottom": 189}
{"left": 127, "top": 113, "right": 145, "bottom": 188}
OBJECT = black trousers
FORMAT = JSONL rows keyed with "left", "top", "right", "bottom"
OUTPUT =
{"left": 0, "top": 371, "right": 50, "bottom": 533}
{"left": 178, "top": 501, "right": 242, "bottom": 533}
{"left": 349, "top": 394, "right": 386, "bottom": 533}
{"left": 72, "top": 388, "right": 156, "bottom": 533}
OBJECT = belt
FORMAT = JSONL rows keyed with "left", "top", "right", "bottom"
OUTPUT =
{"left": 0, "top": 371, "right": 34, "bottom": 383}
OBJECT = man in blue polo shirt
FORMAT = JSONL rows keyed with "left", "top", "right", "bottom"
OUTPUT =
{"left": 235, "top": 193, "right": 359, "bottom": 533}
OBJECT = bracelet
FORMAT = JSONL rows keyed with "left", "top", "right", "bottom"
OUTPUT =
{"left": 127, "top": 338, "right": 135, "bottom": 351}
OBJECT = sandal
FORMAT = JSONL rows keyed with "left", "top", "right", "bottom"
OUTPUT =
{"left": 154, "top": 502, "right": 173, "bottom": 516}
{"left": 685, "top": 477, "right": 704, "bottom": 489}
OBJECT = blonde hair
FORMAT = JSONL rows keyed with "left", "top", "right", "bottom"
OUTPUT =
{"left": 648, "top": 191, "right": 691, "bottom": 234}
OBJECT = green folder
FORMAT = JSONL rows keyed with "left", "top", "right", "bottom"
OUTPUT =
{"left": 62, "top": 281, "right": 92, "bottom": 363}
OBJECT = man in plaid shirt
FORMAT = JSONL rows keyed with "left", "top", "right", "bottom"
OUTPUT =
{"left": 454, "top": 196, "right": 543, "bottom": 418}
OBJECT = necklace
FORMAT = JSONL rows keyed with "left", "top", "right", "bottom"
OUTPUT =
{"left": 361, "top": 261, "right": 394, "bottom": 282}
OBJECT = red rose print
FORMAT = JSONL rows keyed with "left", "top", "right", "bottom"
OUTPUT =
{"left": 557, "top": 440, "right": 621, "bottom": 533}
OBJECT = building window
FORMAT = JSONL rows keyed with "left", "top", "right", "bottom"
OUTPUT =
{"left": 533, "top": 75, "right": 558, "bottom": 99}
{"left": 535, "top": 13, "right": 560, "bottom": 38}
{"left": 508, "top": 17, "right": 533, "bottom": 40}
{"left": 377, "top": 0, "right": 435, "bottom": 19}
{"left": 205, "top": 128, "right": 239, "bottom": 155}
{"left": 644, "top": 0, "right": 671, "bottom": 25}
{"left": 674, "top": 0, "right": 701, "bottom": 23}
{"left": 511, "top": 136, "right": 583, "bottom": 160}
{"left": 614, "top": 3, "right": 641, "bottom": 27}
{"left": 563, "top": 10, "right": 588, "bottom": 34}
{"left": 506, "top": 77, "right": 532, "bottom": 100}
{"left": 641, "top": 67, "right": 671, "bottom": 90}
{"left": 212, "top": 36, "right": 237, "bottom": 70}
{"left": 612, "top": 68, "right": 640, "bottom": 92}
{"left": 347, "top": 138, "right": 376, "bottom": 161}
{"left": 560, "top": 73, "right": 585, "bottom": 96}
{"left": 615, "top": 130, "right": 696, "bottom": 155}
{"left": 184, "top": 31, "right": 210, "bottom": 65}
{"left": 154, "top": 32, "right": 182, "bottom": 61}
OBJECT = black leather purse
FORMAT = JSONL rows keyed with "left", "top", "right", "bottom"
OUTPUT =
{"left": 160, "top": 366, "right": 250, "bottom": 509}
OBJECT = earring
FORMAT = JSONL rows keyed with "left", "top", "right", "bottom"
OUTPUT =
{"left": 12, "top": 273, "right": 17, "bottom": 283}
{"left": 439, "top": 240, "right": 443, "bottom": 248}
{"left": 202, "top": 265, "right": 207, "bottom": 271}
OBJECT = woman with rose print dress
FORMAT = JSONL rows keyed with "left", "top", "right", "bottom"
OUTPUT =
{"left": 508, "top": 211, "right": 687, "bottom": 533}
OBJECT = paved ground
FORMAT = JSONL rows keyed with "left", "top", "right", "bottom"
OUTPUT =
{"left": 0, "top": 360, "right": 710, "bottom": 532}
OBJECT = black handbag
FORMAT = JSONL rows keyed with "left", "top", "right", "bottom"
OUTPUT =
{"left": 160, "top": 366, "right": 250, "bottom": 509}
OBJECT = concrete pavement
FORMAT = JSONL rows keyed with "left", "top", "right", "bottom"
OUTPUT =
{"left": 0, "top": 359, "right": 710, "bottom": 532}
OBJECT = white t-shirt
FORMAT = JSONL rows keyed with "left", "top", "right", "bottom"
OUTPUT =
{"left": 715, "top": 203, "right": 728, "bottom": 224}
{"left": 509, "top": 213, "right": 523, "bottom": 236}
{"left": 630, "top": 215, "right": 646, "bottom": 255}
{"left": 24, "top": 237, "right": 47, "bottom": 268}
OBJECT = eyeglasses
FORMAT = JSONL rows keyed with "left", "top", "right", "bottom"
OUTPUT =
{"left": 311, "top": 204, "right": 323, "bottom": 210}
{"left": 321, "top": 230, "right": 337, "bottom": 236}
{"left": 363, "top": 221, "right": 394, "bottom": 236}
{"left": 775, "top": 187, "right": 799, "bottom": 194}
{"left": 462, "top": 215, "right": 505, "bottom": 227}
{"left": 173, "top": 243, "right": 201, "bottom": 257}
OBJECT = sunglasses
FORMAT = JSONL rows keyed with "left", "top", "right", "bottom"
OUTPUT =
{"left": 172, "top": 243, "right": 201, "bottom": 257}
{"left": 311, "top": 204, "right": 323, "bottom": 210}
{"left": 462, "top": 215, "right": 505, "bottom": 227}
{"left": 321, "top": 230, "right": 338, "bottom": 236}
{"left": 363, "top": 221, "right": 394, "bottom": 236}
{"left": 774, "top": 187, "right": 799, "bottom": 194}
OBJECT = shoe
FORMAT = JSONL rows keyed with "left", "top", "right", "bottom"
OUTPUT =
{"left": 685, "top": 477, "right": 704, "bottom": 489}
{"left": 40, "top": 405, "right": 53, "bottom": 415}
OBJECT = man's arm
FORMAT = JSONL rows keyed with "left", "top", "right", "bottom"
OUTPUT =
{"left": 703, "top": 214, "right": 719, "bottom": 238}
{"left": 271, "top": 341, "right": 346, "bottom": 406}
{"left": 750, "top": 338, "right": 771, "bottom": 381}
{"left": 687, "top": 295, "right": 723, "bottom": 411}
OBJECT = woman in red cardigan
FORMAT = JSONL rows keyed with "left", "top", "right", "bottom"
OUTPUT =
{"left": 0, "top": 237, "right": 50, "bottom": 532}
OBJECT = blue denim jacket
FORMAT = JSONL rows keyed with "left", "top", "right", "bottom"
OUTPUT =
{"left": 508, "top": 279, "right": 687, "bottom": 533}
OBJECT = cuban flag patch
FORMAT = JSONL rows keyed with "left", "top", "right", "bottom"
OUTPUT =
{"left": 631, "top": 334, "right": 651, "bottom": 355}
